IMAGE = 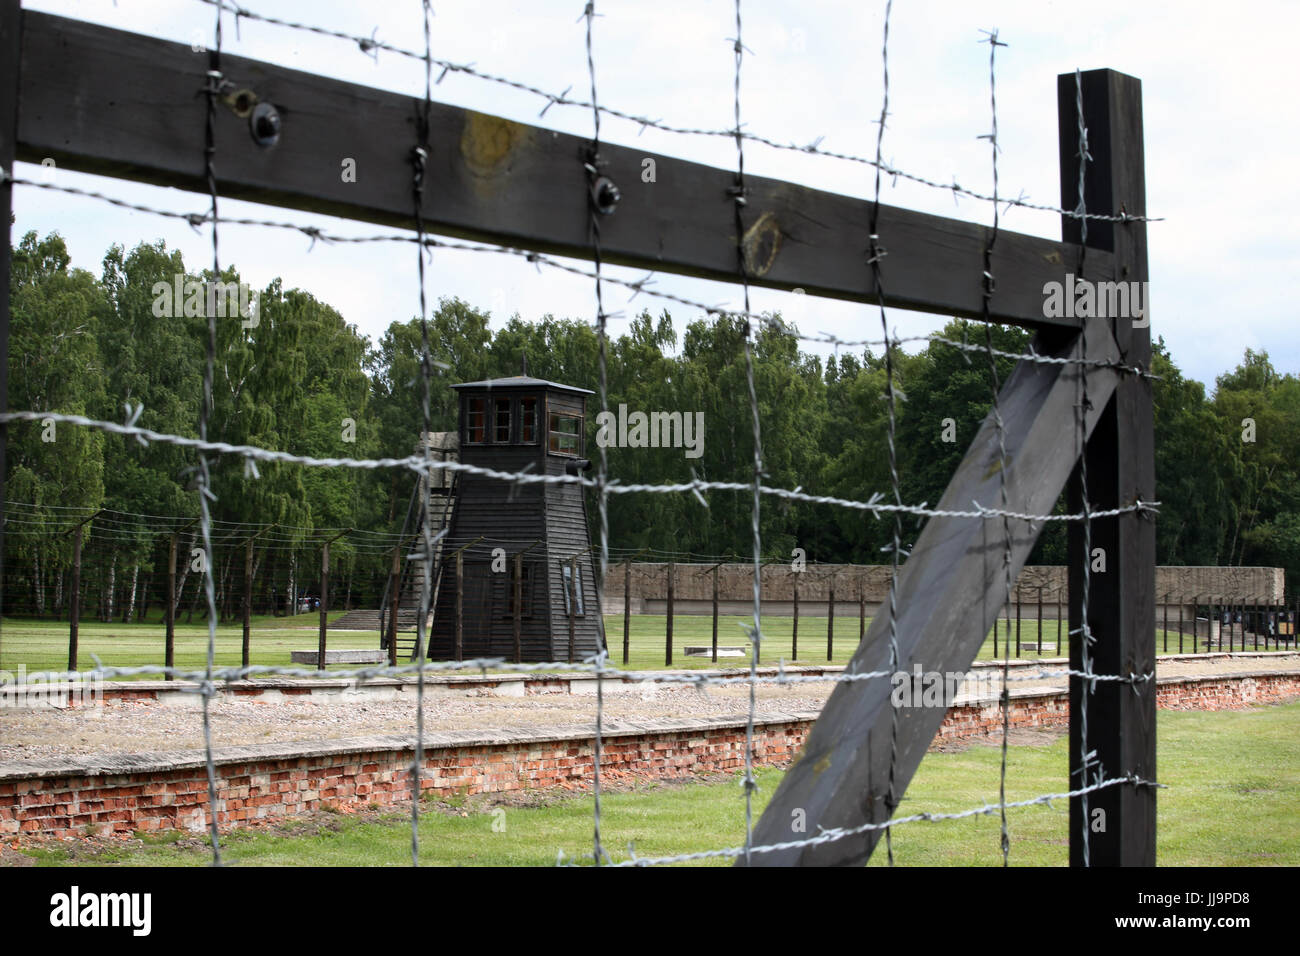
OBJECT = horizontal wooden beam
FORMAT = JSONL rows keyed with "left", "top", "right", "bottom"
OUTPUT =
{"left": 15, "top": 10, "right": 1114, "bottom": 330}
{"left": 741, "top": 311, "right": 1123, "bottom": 866}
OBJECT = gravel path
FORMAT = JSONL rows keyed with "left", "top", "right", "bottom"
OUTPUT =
{"left": 1, "top": 654, "right": 1296, "bottom": 762}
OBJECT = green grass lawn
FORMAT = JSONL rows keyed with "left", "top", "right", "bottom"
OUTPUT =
{"left": 0, "top": 614, "right": 377, "bottom": 677}
{"left": 0, "top": 611, "right": 1204, "bottom": 676}
{"left": 18, "top": 701, "right": 1300, "bottom": 866}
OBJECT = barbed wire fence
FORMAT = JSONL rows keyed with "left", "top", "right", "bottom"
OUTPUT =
{"left": 0, "top": 0, "right": 1167, "bottom": 866}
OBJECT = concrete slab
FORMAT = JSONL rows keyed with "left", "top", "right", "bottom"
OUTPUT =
{"left": 289, "top": 649, "right": 386, "bottom": 666}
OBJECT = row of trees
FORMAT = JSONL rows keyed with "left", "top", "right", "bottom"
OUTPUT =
{"left": 4, "top": 229, "right": 1298, "bottom": 618}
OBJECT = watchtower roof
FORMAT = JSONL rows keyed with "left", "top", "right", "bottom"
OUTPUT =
{"left": 449, "top": 376, "right": 593, "bottom": 396}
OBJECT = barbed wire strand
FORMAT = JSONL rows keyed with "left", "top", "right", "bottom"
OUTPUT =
{"left": 409, "top": 0, "right": 438, "bottom": 868}
{"left": 8, "top": 657, "right": 1156, "bottom": 692}
{"left": 605, "top": 773, "right": 1161, "bottom": 867}
{"left": 977, "top": 26, "right": 1013, "bottom": 867}
{"left": 0, "top": 6, "right": 1169, "bottom": 867}
{"left": 729, "top": 0, "right": 764, "bottom": 868}
{"left": 0, "top": 409, "right": 1159, "bottom": 528}
{"left": 582, "top": 0, "right": 609, "bottom": 868}
{"left": 867, "top": 0, "right": 905, "bottom": 867}
{"left": 187, "top": 0, "right": 1160, "bottom": 225}
{"left": 0, "top": 169, "right": 1160, "bottom": 383}
{"left": 199, "top": 0, "right": 226, "bottom": 867}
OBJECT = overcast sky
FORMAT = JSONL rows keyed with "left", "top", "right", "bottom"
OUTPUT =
{"left": 15, "top": 0, "right": 1300, "bottom": 390}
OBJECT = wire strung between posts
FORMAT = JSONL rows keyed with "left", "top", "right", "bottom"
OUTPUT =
{"left": 0, "top": 170, "right": 1160, "bottom": 382}
{"left": 408, "top": 0, "right": 437, "bottom": 868}
{"left": 865, "top": 0, "right": 905, "bottom": 867}
{"left": 20, "top": 658, "right": 1155, "bottom": 692}
{"left": 198, "top": 0, "right": 226, "bottom": 867}
{"left": 728, "top": 0, "right": 764, "bottom": 868}
{"left": 977, "top": 27, "right": 1013, "bottom": 867}
{"left": 604, "top": 773, "right": 1162, "bottom": 867}
{"left": 3, "top": 7, "right": 1168, "bottom": 867}
{"left": 187, "top": 0, "right": 1160, "bottom": 225}
{"left": 0, "top": 409, "right": 1159, "bottom": 527}
{"left": 581, "top": 0, "right": 609, "bottom": 868}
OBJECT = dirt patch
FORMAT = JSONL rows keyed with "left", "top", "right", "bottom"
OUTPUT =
{"left": 2, "top": 654, "right": 1296, "bottom": 763}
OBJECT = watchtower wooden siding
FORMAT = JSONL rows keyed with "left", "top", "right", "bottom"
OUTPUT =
{"left": 426, "top": 377, "right": 606, "bottom": 661}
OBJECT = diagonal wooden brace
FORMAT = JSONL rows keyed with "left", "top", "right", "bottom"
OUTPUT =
{"left": 742, "top": 312, "right": 1124, "bottom": 866}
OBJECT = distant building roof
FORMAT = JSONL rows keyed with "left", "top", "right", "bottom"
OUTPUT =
{"left": 449, "top": 376, "right": 594, "bottom": 395}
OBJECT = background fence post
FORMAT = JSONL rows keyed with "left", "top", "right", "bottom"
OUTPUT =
{"left": 711, "top": 564, "right": 719, "bottom": 664}
{"left": 67, "top": 522, "right": 83, "bottom": 671}
{"left": 455, "top": 550, "right": 464, "bottom": 662}
{"left": 388, "top": 542, "right": 401, "bottom": 667}
{"left": 826, "top": 570, "right": 835, "bottom": 662}
{"left": 165, "top": 533, "right": 178, "bottom": 679}
{"left": 1015, "top": 591, "right": 1022, "bottom": 657}
{"left": 243, "top": 535, "right": 254, "bottom": 671}
{"left": 791, "top": 572, "right": 799, "bottom": 660}
{"left": 1061, "top": 68, "right": 1156, "bottom": 866}
{"left": 242, "top": 526, "right": 269, "bottom": 672}
{"left": 568, "top": 556, "right": 578, "bottom": 664}
{"left": 623, "top": 559, "right": 631, "bottom": 664}
{"left": 0, "top": 0, "right": 16, "bottom": 668}
{"left": 858, "top": 572, "right": 866, "bottom": 644}
{"left": 318, "top": 541, "right": 329, "bottom": 672}
{"left": 513, "top": 552, "right": 523, "bottom": 664}
{"left": 665, "top": 562, "right": 674, "bottom": 667}
{"left": 1037, "top": 586, "right": 1044, "bottom": 655}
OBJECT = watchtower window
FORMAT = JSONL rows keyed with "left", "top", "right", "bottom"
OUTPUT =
{"left": 466, "top": 397, "right": 487, "bottom": 444}
{"left": 562, "top": 564, "right": 586, "bottom": 617}
{"left": 549, "top": 413, "right": 582, "bottom": 456}
{"left": 493, "top": 397, "right": 512, "bottom": 443}
{"left": 520, "top": 396, "right": 539, "bottom": 444}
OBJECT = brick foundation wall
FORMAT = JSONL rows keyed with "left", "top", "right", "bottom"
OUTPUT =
{"left": 3, "top": 671, "right": 1297, "bottom": 839}
{"left": 0, "top": 718, "right": 812, "bottom": 840}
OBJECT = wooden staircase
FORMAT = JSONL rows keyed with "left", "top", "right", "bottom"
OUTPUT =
{"left": 379, "top": 462, "right": 457, "bottom": 662}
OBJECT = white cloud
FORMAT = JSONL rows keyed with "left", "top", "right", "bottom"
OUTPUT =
{"left": 15, "top": 0, "right": 1299, "bottom": 385}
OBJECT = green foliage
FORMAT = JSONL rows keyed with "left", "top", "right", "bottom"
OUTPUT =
{"left": 7, "top": 228, "right": 1300, "bottom": 605}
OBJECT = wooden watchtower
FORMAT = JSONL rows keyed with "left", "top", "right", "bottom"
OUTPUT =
{"left": 426, "top": 375, "right": 606, "bottom": 662}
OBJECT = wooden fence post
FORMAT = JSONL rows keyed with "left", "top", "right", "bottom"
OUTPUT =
{"left": 791, "top": 572, "right": 799, "bottom": 660}
{"left": 826, "top": 571, "right": 835, "bottom": 662}
{"left": 0, "top": 0, "right": 14, "bottom": 672}
{"left": 568, "top": 556, "right": 578, "bottom": 664}
{"left": 1037, "top": 586, "right": 1044, "bottom": 656}
{"left": 513, "top": 553, "right": 524, "bottom": 664}
{"left": 65, "top": 510, "right": 102, "bottom": 672}
{"left": 387, "top": 542, "right": 401, "bottom": 667}
{"left": 665, "top": 562, "right": 674, "bottom": 667}
{"left": 1161, "top": 593, "right": 1168, "bottom": 654}
{"left": 511, "top": 540, "right": 541, "bottom": 664}
{"left": 1062, "top": 68, "right": 1155, "bottom": 866}
{"left": 455, "top": 550, "right": 464, "bottom": 662}
{"left": 711, "top": 564, "right": 719, "bottom": 664}
{"left": 858, "top": 572, "right": 866, "bottom": 644}
{"left": 165, "top": 533, "right": 178, "bottom": 678}
{"left": 1015, "top": 591, "right": 1022, "bottom": 657}
{"left": 623, "top": 558, "right": 635, "bottom": 665}
{"left": 67, "top": 523, "right": 83, "bottom": 672}
{"left": 243, "top": 536, "right": 254, "bottom": 670}
{"left": 241, "top": 526, "right": 270, "bottom": 672}
{"left": 1177, "top": 595, "right": 1184, "bottom": 654}
{"left": 318, "top": 543, "right": 329, "bottom": 672}
{"left": 317, "top": 530, "right": 349, "bottom": 672}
